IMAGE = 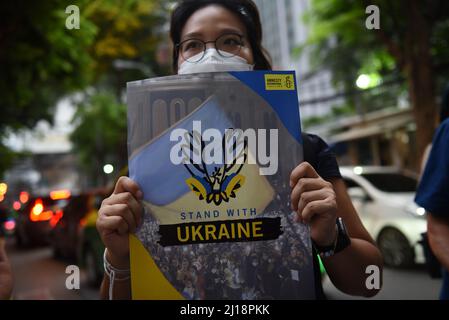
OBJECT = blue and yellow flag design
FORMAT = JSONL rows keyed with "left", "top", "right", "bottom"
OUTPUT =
{"left": 129, "top": 96, "right": 275, "bottom": 225}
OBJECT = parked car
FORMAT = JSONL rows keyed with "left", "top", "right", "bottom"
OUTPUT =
{"left": 340, "top": 166, "right": 426, "bottom": 268}
{"left": 50, "top": 190, "right": 106, "bottom": 286}
{"left": 50, "top": 194, "right": 90, "bottom": 260}
{"left": 15, "top": 191, "right": 70, "bottom": 247}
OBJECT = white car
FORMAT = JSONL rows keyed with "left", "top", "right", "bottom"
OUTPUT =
{"left": 339, "top": 166, "right": 426, "bottom": 268}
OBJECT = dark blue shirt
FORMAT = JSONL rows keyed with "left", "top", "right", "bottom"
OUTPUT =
{"left": 415, "top": 118, "right": 449, "bottom": 217}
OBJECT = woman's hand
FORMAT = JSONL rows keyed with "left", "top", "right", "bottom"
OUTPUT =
{"left": 97, "top": 176, "right": 144, "bottom": 269}
{"left": 290, "top": 162, "right": 338, "bottom": 247}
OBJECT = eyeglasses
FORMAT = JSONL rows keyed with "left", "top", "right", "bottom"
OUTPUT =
{"left": 176, "top": 33, "right": 245, "bottom": 63}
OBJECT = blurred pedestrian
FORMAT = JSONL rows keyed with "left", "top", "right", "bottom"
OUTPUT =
{"left": 97, "top": 0, "right": 383, "bottom": 299}
{"left": 415, "top": 85, "right": 449, "bottom": 300}
{"left": 0, "top": 236, "right": 13, "bottom": 300}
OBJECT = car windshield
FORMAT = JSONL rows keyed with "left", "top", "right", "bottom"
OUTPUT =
{"left": 361, "top": 173, "right": 417, "bottom": 192}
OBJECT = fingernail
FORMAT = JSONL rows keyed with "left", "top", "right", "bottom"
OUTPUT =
{"left": 137, "top": 190, "right": 143, "bottom": 199}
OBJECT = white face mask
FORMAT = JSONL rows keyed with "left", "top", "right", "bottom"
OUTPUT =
{"left": 178, "top": 48, "right": 254, "bottom": 75}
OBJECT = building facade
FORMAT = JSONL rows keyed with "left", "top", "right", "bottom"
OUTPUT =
{"left": 253, "top": 0, "right": 343, "bottom": 120}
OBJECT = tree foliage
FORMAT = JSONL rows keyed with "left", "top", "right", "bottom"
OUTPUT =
{"left": 70, "top": 92, "right": 127, "bottom": 186}
{"left": 0, "top": 0, "right": 170, "bottom": 177}
{"left": 69, "top": 0, "right": 170, "bottom": 182}
{"left": 84, "top": 0, "right": 171, "bottom": 90}
{"left": 302, "top": 0, "right": 449, "bottom": 161}
{"left": 0, "top": 0, "right": 96, "bottom": 177}
{"left": 0, "top": 1, "right": 97, "bottom": 131}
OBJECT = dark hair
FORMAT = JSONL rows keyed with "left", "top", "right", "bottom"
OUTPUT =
{"left": 441, "top": 84, "right": 449, "bottom": 123}
{"left": 169, "top": 0, "right": 272, "bottom": 72}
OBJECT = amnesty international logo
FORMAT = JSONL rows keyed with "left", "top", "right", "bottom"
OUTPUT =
{"left": 182, "top": 129, "right": 248, "bottom": 206}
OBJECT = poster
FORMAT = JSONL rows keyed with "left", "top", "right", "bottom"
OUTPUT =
{"left": 126, "top": 70, "right": 315, "bottom": 300}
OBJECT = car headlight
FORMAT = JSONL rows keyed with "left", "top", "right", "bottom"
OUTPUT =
{"left": 405, "top": 203, "right": 426, "bottom": 219}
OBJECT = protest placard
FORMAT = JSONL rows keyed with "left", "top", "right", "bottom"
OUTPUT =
{"left": 126, "top": 71, "right": 315, "bottom": 299}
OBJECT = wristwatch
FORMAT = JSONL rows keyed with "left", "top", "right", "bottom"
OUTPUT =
{"left": 314, "top": 217, "right": 351, "bottom": 258}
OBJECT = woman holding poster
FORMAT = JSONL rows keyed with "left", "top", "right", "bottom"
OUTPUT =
{"left": 96, "top": 0, "right": 383, "bottom": 300}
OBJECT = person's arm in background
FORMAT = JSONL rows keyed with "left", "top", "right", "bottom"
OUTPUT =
{"left": 290, "top": 163, "right": 383, "bottom": 298}
{"left": 427, "top": 214, "right": 449, "bottom": 271}
{"left": 0, "top": 237, "right": 13, "bottom": 300}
